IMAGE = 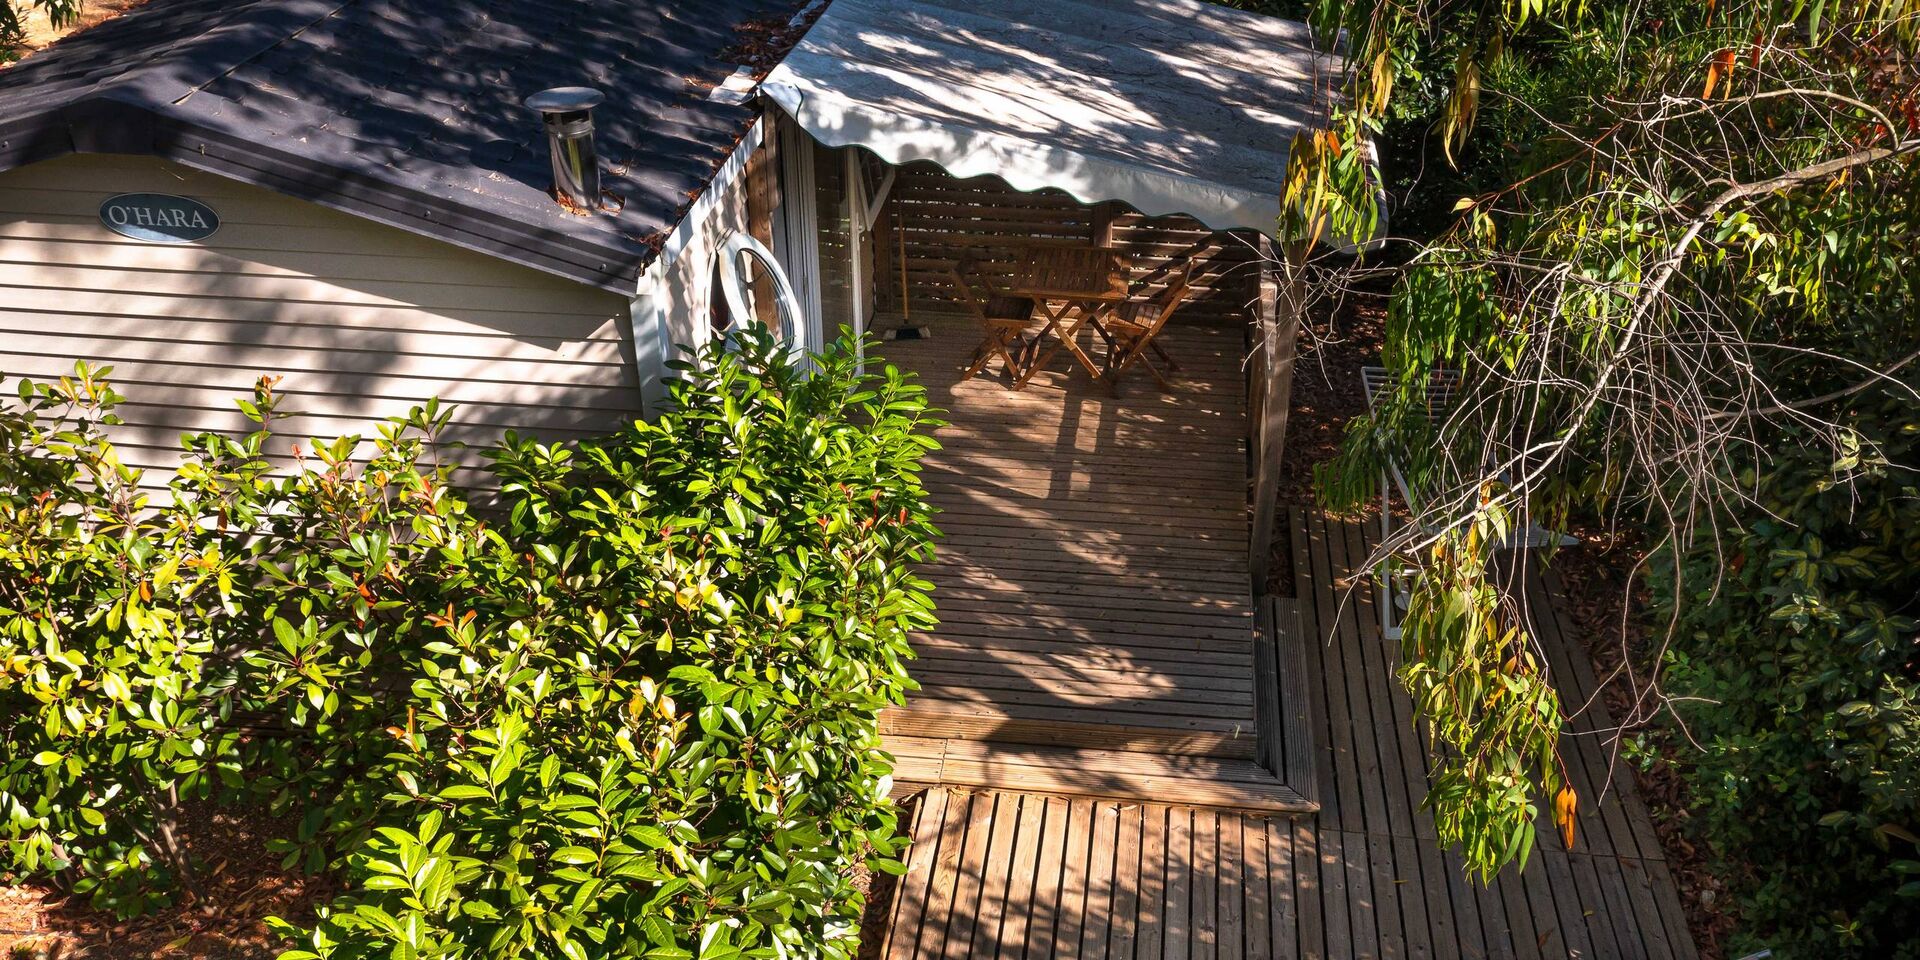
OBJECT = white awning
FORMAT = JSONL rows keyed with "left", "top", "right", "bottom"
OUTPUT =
{"left": 762, "top": 0, "right": 1339, "bottom": 234}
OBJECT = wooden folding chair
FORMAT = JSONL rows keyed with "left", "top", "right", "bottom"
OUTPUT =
{"left": 946, "top": 255, "right": 1041, "bottom": 386}
{"left": 1103, "top": 262, "right": 1192, "bottom": 389}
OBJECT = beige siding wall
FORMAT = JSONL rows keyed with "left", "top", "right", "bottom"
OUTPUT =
{"left": 0, "top": 154, "right": 640, "bottom": 487}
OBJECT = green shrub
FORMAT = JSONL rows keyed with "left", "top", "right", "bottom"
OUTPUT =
{"left": 0, "top": 328, "right": 941, "bottom": 959}
{"left": 1651, "top": 391, "right": 1920, "bottom": 959}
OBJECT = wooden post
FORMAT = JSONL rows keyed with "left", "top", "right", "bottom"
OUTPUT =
{"left": 1091, "top": 200, "right": 1123, "bottom": 248}
{"left": 1248, "top": 258, "right": 1301, "bottom": 590}
{"left": 743, "top": 135, "right": 782, "bottom": 334}
{"left": 846, "top": 150, "right": 868, "bottom": 339}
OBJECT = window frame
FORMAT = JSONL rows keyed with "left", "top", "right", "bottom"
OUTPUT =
{"left": 708, "top": 230, "right": 810, "bottom": 357}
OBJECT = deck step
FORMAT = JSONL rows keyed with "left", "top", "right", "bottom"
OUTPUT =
{"left": 1257, "top": 594, "right": 1321, "bottom": 807}
{"left": 884, "top": 736, "right": 1318, "bottom": 814}
{"left": 883, "top": 697, "right": 1259, "bottom": 761}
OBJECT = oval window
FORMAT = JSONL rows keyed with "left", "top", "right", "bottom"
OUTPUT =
{"left": 710, "top": 232, "right": 805, "bottom": 351}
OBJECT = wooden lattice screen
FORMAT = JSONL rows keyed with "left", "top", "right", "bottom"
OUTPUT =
{"left": 869, "top": 162, "right": 1265, "bottom": 326}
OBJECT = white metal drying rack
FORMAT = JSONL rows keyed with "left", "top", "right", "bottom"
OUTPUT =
{"left": 1360, "top": 366, "right": 1574, "bottom": 640}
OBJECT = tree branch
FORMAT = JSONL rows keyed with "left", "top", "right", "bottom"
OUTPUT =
{"left": 1705, "top": 345, "right": 1920, "bottom": 421}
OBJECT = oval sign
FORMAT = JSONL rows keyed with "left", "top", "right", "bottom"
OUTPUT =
{"left": 98, "top": 193, "right": 220, "bottom": 244}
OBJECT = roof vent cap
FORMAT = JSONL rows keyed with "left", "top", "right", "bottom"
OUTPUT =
{"left": 525, "top": 86, "right": 608, "bottom": 213}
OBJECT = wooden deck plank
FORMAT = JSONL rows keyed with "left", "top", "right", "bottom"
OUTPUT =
{"left": 1564, "top": 851, "right": 1625, "bottom": 960}
{"left": 1524, "top": 855, "right": 1572, "bottom": 956}
{"left": 1165, "top": 807, "right": 1194, "bottom": 960}
{"left": 1499, "top": 862, "right": 1549, "bottom": 960}
{"left": 1319, "top": 513, "right": 1395, "bottom": 841}
{"left": 908, "top": 632, "right": 1251, "bottom": 667}
{"left": 1355, "top": 520, "right": 1442, "bottom": 844}
{"left": 1254, "top": 600, "right": 1287, "bottom": 783}
{"left": 1520, "top": 611, "right": 1641, "bottom": 862}
{"left": 900, "top": 672, "right": 1256, "bottom": 714}
{"left": 945, "top": 793, "right": 1003, "bottom": 960}
{"left": 911, "top": 653, "right": 1258, "bottom": 691}
{"left": 883, "top": 702, "right": 1266, "bottom": 764}
{"left": 930, "top": 585, "right": 1252, "bottom": 620}
{"left": 923, "top": 600, "right": 1254, "bottom": 640}
{"left": 1108, "top": 803, "right": 1144, "bottom": 960}
{"left": 884, "top": 789, "right": 949, "bottom": 960}
{"left": 929, "top": 582, "right": 1247, "bottom": 612}
{"left": 931, "top": 533, "right": 1251, "bottom": 573}
{"left": 1242, "top": 817, "right": 1271, "bottom": 960}
{"left": 896, "top": 738, "right": 1312, "bottom": 812}
{"left": 908, "top": 610, "right": 1253, "bottom": 648}
{"left": 925, "top": 486, "right": 1249, "bottom": 522}
{"left": 927, "top": 502, "right": 1249, "bottom": 538}
{"left": 1021, "top": 798, "right": 1076, "bottom": 960}
{"left": 1335, "top": 518, "right": 1420, "bottom": 960}
{"left": 1291, "top": 819, "right": 1324, "bottom": 960}
{"left": 1526, "top": 568, "right": 1665, "bottom": 862}
{"left": 1620, "top": 858, "right": 1679, "bottom": 959}
{"left": 997, "top": 796, "right": 1046, "bottom": 957}
{"left": 1343, "top": 830, "right": 1383, "bottom": 960}
{"left": 1295, "top": 511, "right": 1360, "bottom": 834}
{"left": 1367, "top": 832, "right": 1407, "bottom": 960}
{"left": 1646, "top": 858, "right": 1701, "bottom": 960}
{"left": 1590, "top": 854, "right": 1653, "bottom": 960}
{"left": 1540, "top": 849, "right": 1595, "bottom": 959}
{"left": 1273, "top": 597, "right": 1323, "bottom": 815}
{"left": 1391, "top": 834, "right": 1434, "bottom": 960}
{"left": 889, "top": 736, "right": 949, "bottom": 785}
{"left": 1137, "top": 805, "right": 1170, "bottom": 960}
{"left": 968, "top": 793, "right": 1027, "bottom": 959}
{"left": 920, "top": 792, "right": 987, "bottom": 960}
{"left": 893, "top": 682, "right": 1255, "bottom": 720}
{"left": 1076, "top": 803, "right": 1121, "bottom": 960}
{"left": 1194, "top": 808, "right": 1221, "bottom": 960}
{"left": 1218, "top": 810, "right": 1246, "bottom": 960}
{"left": 1316, "top": 830, "right": 1353, "bottom": 960}
{"left": 931, "top": 543, "right": 1250, "bottom": 575}
{"left": 1444, "top": 848, "right": 1510, "bottom": 960}
{"left": 931, "top": 570, "right": 1257, "bottom": 604}
{"left": 1410, "top": 840, "right": 1461, "bottom": 960}
{"left": 1050, "top": 797, "right": 1095, "bottom": 960}
{"left": 1341, "top": 519, "right": 1421, "bottom": 840}
{"left": 1260, "top": 819, "right": 1298, "bottom": 960}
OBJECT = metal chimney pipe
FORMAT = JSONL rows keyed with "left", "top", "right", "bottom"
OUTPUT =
{"left": 524, "top": 86, "right": 606, "bottom": 212}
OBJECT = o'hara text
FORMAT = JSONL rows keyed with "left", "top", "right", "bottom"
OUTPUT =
{"left": 103, "top": 202, "right": 210, "bottom": 230}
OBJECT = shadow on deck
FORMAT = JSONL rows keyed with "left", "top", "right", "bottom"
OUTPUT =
{"left": 873, "top": 317, "right": 1313, "bottom": 812}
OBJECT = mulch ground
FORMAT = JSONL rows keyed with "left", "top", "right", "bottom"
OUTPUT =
{"left": 0, "top": 799, "right": 336, "bottom": 959}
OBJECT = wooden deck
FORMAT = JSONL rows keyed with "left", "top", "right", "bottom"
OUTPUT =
{"left": 874, "top": 319, "right": 1311, "bottom": 810}
{"left": 875, "top": 512, "right": 1698, "bottom": 959}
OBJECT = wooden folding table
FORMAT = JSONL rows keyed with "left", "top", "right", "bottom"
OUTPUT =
{"left": 1006, "top": 245, "right": 1131, "bottom": 387}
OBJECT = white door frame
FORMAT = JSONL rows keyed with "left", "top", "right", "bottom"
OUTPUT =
{"left": 771, "top": 114, "right": 826, "bottom": 357}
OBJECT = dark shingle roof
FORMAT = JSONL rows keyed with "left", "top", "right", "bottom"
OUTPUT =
{"left": 0, "top": 0, "right": 805, "bottom": 292}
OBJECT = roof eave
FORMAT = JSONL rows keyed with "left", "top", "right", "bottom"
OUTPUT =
{"left": 0, "top": 96, "right": 652, "bottom": 296}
